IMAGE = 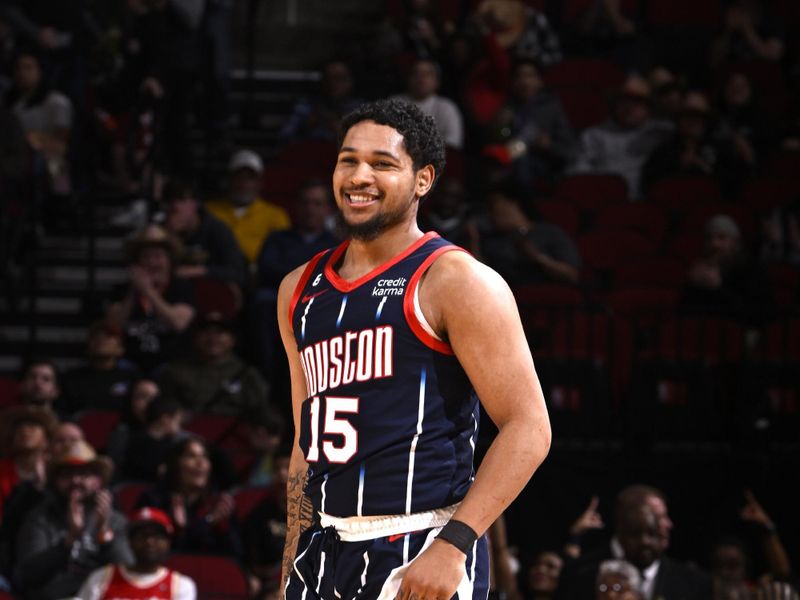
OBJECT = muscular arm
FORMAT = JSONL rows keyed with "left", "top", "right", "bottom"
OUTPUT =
{"left": 398, "top": 251, "right": 551, "bottom": 599}
{"left": 277, "top": 265, "right": 316, "bottom": 592}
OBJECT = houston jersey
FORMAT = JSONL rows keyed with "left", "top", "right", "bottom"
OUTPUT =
{"left": 289, "top": 232, "right": 479, "bottom": 518}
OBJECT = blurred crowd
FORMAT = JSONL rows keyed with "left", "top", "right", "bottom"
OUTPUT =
{"left": 0, "top": 0, "right": 799, "bottom": 598}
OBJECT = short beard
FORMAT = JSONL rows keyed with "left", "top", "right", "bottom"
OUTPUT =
{"left": 336, "top": 202, "right": 412, "bottom": 241}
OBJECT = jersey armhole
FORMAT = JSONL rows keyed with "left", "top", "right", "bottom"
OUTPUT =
{"left": 403, "top": 246, "right": 469, "bottom": 355}
{"left": 288, "top": 250, "right": 329, "bottom": 330}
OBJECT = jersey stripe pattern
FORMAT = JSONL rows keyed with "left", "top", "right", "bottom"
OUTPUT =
{"left": 290, "top": 232, "right": 479, "bottom": 517}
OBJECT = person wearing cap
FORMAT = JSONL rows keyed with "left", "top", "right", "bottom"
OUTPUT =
{"left": 106, "top": 224, "right": 196, "bottom": 375}
{"left": 76, "top": 507, "right": 196, "bottom": 600}
{"left": 680, "top": 214, "right": 773, "bottom": 327}
{"left": 161, "top": 178, "right": 247, "bottom": 288}
{"left": 205, "top": 149, "right": 290, "bottom": 264}
{"left": 158, "top": 311, "right": 268, "bottom": 418}
{"left": 571, "top": 74, "right": 673, "bottom": 199}
{"left": 61, "top": 320, "right": 141, "bottom": 415}
{"left": 13, "top": 440, "right": 133, "bottom": 600}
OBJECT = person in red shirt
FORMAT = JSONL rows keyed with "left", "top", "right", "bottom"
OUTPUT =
{"left": 77, "top": 506, "right": 196, "bottom": 600}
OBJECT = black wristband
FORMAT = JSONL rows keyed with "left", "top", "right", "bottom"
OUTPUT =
{"left": 436, "top": 519, "right": 478, "bottom": 555}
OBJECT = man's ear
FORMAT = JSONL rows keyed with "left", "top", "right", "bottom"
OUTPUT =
{"left": 415, "top": 165, "right": 435, "bottom": 198}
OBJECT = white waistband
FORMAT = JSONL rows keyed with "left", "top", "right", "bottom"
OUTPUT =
{"left": 318, "top": 504, "right": 459, "bottom": 542}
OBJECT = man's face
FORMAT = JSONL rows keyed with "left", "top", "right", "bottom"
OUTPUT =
{"left": 11, "top": 422, "right": 47, "bottom": 454}
{"left": 409, "top": 61, "right": 439, "bottom": 100}
{"left": 130, "top": 380, "right": 159, "bottom": 422}
{"left": 51, "top": 423, "right": 85, "bottom": 458}
{"left": 230, "top": 169, "right": 261, "bottom": 206}
{"left": 165, "top": 196, "right": 199, "bottom": 234}
{"left": 194, "top": 325, "right": 234, "bottom": 362}
{"left": 712, "top": 545, "right": 747, "bottom": 584}
{"left": 54, "top": 466, "right": 102, "bottom": 501}
{"left": 615, "top": 97, "right": 650, "bottom": 129}
{"left": 294, "top": 185, "right": 331, "bottom": 233}
{"left": 137, "top": 246, "right": 171, "bottom": 283}
{"left": 129, "top": 524, "right": 171, "bottom": 566}
{"left": 87, "top": 332, "right": 124, "bottom": 361}
{"left": 645, "top": 495, "right": 672, "bottom": 550}
{"left": 333, "top": 121, "right": 428, "bottom": 241}
{"left": 14, "top": 55, "right": 40, "bottom": 92}
{"left": 324, "top": 62, "right": 353, "bottom": 99}
{"left": 512, "top": 64, "right": 543, "bottom": 100}
{"left": 708, "top": 232, "right": 739, "bottom": 260}
{"left": 21, "top": 364, "right": 59, "bottom": 406}
{"left": 617, "top": 508, "right": 662, "bottom": 570}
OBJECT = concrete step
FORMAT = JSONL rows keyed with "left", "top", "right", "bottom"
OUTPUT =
{"left": 36, "top": 265, "right": 127, "bottom": 291}
{"left": 0, "top": 296, "right": 83, "bottom": 316}
{"left": 0, "top": 324, "right": 87, "bottom": 345}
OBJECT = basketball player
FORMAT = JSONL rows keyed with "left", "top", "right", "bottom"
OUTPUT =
{"left": 278, "top": 99, "right": 551, "bottom": 600}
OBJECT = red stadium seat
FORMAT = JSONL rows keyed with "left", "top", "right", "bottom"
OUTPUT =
{"left": 113, "top": 481, "right": 151, "bottom": 516}
{"left": 535, "top": 200, "right": 580, "bottom": 236}
{"left": 577, "top": 230, "right": 658, "bottom": 271}
{"left": 192, "top": 278, "right": 241, "bottom": 320}
{"left": 0, "top": 376, "right": 20, "bottom": 408}
{"left": 593, "top": 203, "right": 669, "bottom": 249}
{"left": 647, "top": 176, "right": 720, "bottom": 213}
{"left": 613, "top": 257, "right": 686, "bottom": 289}
{"left": 647, "top": 0, "right": 722, "bottom": 26}
{"left": 607, "top": 288, "right": 680, "bottom": 318}
{"left": 665, "top": 232, "right": 706, "bottom": 263}
{"left": 232, "top": 486, "right": 273, "bottom": 522}
{"left": 543, "top": 58, "right": 626, "bottom": 90}
{"left": 551, "top": 87, "right": 612, "bottom": 130}
{"left": 554, "top": 174, "right": 629, "bottom": 211}
{"left": 165, "top": 554, "right": 249, "bottom": 600}
{"left": 739, "top": 178, "right": 799, "bottom": 214}
{"left": 76, "top": 410, "right": 121, "bottom": 452}
{"left": 513, "top": 283, "right": 585, "bottom": 307}
{"left": 656, "top": 317, "right": 745, "bottom": 364}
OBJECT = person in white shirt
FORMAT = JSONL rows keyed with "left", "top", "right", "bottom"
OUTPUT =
{"left": 392, "top": 58, "right": 464, "bottom": 149}
{"left": 77, "top": 507, "right": 196, "bottom": 600}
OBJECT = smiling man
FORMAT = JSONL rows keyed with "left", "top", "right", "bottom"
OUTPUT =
{"left": 278, "top": 99, "right": 551, "bottom": 600}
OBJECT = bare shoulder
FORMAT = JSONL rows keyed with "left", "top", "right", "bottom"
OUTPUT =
{"left": 424, "top": 249, "right": 516, "bottom": 309}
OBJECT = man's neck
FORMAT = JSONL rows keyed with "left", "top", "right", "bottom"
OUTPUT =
{"left": 127, "top": 563, "right": 162, "bottom": 576}
{"left": 340, "top": 223, "right": 424, "bottom": 279}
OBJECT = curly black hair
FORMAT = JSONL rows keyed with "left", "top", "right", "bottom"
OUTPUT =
{"left": 338, "top": 99, "right": 447, "bottom": 199}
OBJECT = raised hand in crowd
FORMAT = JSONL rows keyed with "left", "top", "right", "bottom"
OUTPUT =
{"left": 564, "top": 495, "right": 604, "bottom": 559}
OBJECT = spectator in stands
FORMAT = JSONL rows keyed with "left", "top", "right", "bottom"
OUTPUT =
{"left": 243, "top": 443, "right": 290, "bottom": 596}
{"left": 50, "top": 421, "right": 85, "bottom": 459}
{"left": 18, "top": 358, "right": 61, "bottom": 414}
{"left": 520, "top": 550, "right": 563, "bottom": 600}
{"left": 641, "top": 92, "right": 722, "bottom": 190}
{"left": 752, "top": 581, "right": 800, "bottom": 600}
{"left": 14, "top": 439, "right": 132, "bottom": 600}
{"left": 62, "top": 320, "right": 140, "bottom": 414}
{"left": 681, "top": 214, "right": 773, "bottom": 327}
{"left": 470, "top": 182, "right": 582, "bottom": 286}
{"left": 570, "top": 0, "right": 644, "bottom": 71}
{"left": 647, "top": 67, "right": 683, "bottom": 125}
{"left": 206, "top": 149, "right": 290, "bottom": 265}
{"left": 735, "top": 490, "right": 793, "bottom": 583}
{"left": 392, "top": 0, "right": 453, "bottom": 61}
{"left": 244, "top": 407, "right": 286, "bottom": 488}
{"left": 595, "top": 559, "right": 642, "bottom": 600}
{"left": 564, "top": 496, "right": 606, "bottom": 560}
{"left": 253, "top": 178, "right": 339, "bottom": 382}
{"left": 759, "top": 199, "right": 800, "bottom": 266}
{"left": 571, "top": 75, "right": 672, "bottom": 199}
{"left": 709, "top": 0, "right": 785, "bottom": 67}
{"left": 473, "top": 0, "right": 562, "bottom": 67}
{"left": 0, "top": 406, "right": 55, "bottom": 522}
{"left": 419, "top": 177, "right": 473, "bottom": 248}
{"left": 107, "top": 379, "right": 160, "bottom": 478}
{"left": 106, "top": 224, "right": 196, "bottom": 375}
{"left": 162, "top": 178, "right": 246, "bottom": 288}
{"left": 159, "top": 311, "right": 268, "bottom": 418}
{"left": 481, "top": 59, "right": 577, "bottom": 187}
{"left": 715, "top": 72, "right": 772, "bottom": 170}
{"left": 280, "top": 59, "right": 364, "bottom": 142}
{"left": 77, "top": 506, "right": 196, "bottom": 600}
{"left": 137, "top": 436, "right": 241, "bottom": 557}
{"left": 120, "top": 398, "right": 187, "bottom": 483}
{"left": 391, "top": 58, "right": 464, "bottom": 149}
{"left": 709, "top": 536, "right": 752, "bottom": 599}
{"left": 5, "top": 49, "right": 73, "bottom": 226}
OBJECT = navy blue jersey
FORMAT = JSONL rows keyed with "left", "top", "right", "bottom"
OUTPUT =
{"left": 289, "top": 232, "right": 479, "bottom": 518}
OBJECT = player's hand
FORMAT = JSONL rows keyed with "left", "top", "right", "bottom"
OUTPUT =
{"left": 395, "top": 539, "right": 466, "bottom": 600}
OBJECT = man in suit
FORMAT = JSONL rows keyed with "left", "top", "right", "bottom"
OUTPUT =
{"left": 558, "top": 485, "right": 711, "bottom": 600}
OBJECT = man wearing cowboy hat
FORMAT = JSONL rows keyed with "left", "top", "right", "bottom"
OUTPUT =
{"left": 13, "top": 440, "right": 132, "bottom": 600}
{"left": 106, "top": 224, "right": 196, "bottom": 375}
{"left": 77, "top": 507, "right": 196, "bottom": 600}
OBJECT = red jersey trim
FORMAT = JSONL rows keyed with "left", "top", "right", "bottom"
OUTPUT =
{"left": 324, "top": 232, "right": 440, "bottom": 293}
{"left": 288, "top": 250, "right": 330, "bottom": 331}
{"left": 403, "top": 245, "right": 469, "bottom": 355}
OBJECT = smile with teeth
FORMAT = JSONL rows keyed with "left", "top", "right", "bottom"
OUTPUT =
{"left": 346, "top": 192, "right": 380, "bottom": 204}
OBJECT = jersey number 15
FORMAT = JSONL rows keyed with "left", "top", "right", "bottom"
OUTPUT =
{"left": 306, "top": 396, "right": 359, "bottom": 464}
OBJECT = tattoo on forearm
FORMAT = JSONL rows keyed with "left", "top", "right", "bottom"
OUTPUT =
{"left": 281, "top": 468, "right": 314, "bottom": 591}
